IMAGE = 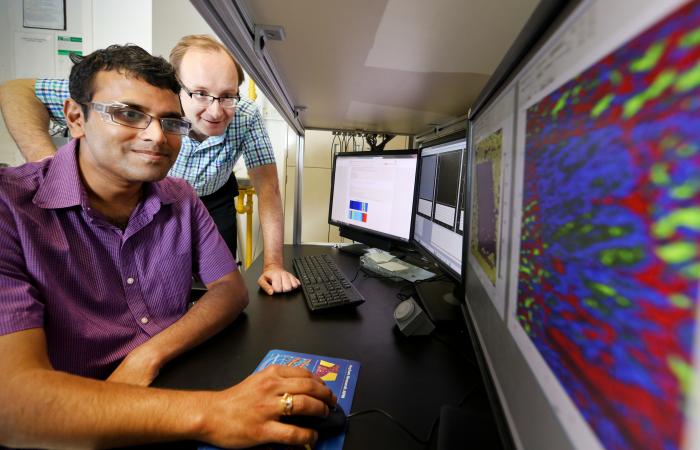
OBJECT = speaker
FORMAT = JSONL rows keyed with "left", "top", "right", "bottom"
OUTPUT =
{"left": 393, "top": 297, "right": 435, "bottom": 336}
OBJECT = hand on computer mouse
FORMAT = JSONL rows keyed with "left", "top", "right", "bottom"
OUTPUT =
{"left": 281, "top": 404, "right": 348, "bottom": 435}
{"left": 199, "top": 365, "right": 335, "bottom": 448}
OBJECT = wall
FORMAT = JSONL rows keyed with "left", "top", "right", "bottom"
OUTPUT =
{"left": 152, "top": 0, "right": 212, "bottom": 60}
{"left": 91, "top": 0, "right": 151, "bottom": 52}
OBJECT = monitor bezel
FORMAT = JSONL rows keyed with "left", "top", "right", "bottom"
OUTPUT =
{"left": 328, "top": 150, "right": 420, "bottom": 245}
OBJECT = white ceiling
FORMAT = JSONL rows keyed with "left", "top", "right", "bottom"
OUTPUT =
{"left": 243, "top": 0, "right": 539, "bottom": 135}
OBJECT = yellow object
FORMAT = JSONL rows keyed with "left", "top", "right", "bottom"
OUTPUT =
{"left": 248, "top": 79, "right": 257, "bottom": 101}
{"left": 317, "top": 360, "right": 339, "bottom": 381}
{"left": 235, "top": 187, "right": 256, "bottom": 268}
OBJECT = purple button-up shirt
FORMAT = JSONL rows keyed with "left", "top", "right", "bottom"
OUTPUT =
{"left": 0, "top": 140, "right": 237, "bottom": 379}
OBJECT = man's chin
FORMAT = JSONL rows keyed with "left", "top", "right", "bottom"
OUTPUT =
{"left": 128, "top": 160, "right": 173, "bottom": 182}
{"left": 134, "top": 169, "right": 171, "bottom": 183}
{"left": 199, "top": 121, "right": 227, "bottom": 137}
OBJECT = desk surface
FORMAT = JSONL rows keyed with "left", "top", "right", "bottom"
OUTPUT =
{"left": 153, "top": 245, "right": 480, "bottom": 449}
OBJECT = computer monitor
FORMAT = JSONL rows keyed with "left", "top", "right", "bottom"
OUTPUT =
{"left": 412, "top": 136, "right": 469, "bottom": 324}
{"left": 463, "top": 1, "right": 700, "bottom": 449}
{"left": 329, "top": 150, "right": 419, "bottom": 251}
{"left": 414, "top": 137, "right": 468, "bottom": 279}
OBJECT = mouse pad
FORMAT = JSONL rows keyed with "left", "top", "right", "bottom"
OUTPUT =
{"left": 199, "top": 349, "right": 360, "bottom": 450}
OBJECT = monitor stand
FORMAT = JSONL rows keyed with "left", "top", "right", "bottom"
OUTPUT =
{"left": 338, "top": 243, "right": 369, "bottom": 256}
{"left": 339, "top": 226, "right": 392, "bottom": 251}
{"left": 414, "top": 280, "right": 463, "bottom": 326}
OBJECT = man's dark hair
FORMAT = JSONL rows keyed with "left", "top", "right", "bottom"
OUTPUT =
{"left": 68, "top": 44, "right": 180, "bottom": 116}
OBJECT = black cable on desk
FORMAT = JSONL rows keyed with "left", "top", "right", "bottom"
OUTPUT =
{"left": 347, "top": 384, "right": 479, "bottom": 447}
{"left": 347, "top": 409, "right": 435, "bottom": 445}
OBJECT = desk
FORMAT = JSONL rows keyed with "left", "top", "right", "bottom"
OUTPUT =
{"left": 153, "top": 245, "right": 481, "bottom": 449}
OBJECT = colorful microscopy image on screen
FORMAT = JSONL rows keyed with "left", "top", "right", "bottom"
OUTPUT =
{"left": 517, "top": 2, "right": 700, "bottom": 449}
{"left": 470, "top": 129, "right": 503, "bottom": 285}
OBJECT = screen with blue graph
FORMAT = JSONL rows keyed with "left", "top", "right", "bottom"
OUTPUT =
{"left": 329, "top": 151, "right": 418, "bottom": 242}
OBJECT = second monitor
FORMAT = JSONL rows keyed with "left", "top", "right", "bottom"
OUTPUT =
{"left": 414, "top": 138, "right": 468, "bottom": 279}
{"left": 412, "top": 137, "right": 469, "bottom": 324}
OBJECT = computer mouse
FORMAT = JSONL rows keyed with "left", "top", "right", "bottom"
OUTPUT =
{"left": 281, "top": 404, "right": 348, "bottom": 435}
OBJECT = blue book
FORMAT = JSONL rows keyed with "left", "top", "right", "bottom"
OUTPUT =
{"left": 199, "top": 349, "right": 361, "bottom": 450}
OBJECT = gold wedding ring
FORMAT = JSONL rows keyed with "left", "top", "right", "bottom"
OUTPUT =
{"left": 280, "top": 392, "right": 294, "bottom": 416}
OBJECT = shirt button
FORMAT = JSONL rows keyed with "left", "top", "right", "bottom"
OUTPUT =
{"left": 126, "top": 277, "right": 135, "bottom": 285}
{"left": 140, "top": 317, "right": 149, "bottom": 324}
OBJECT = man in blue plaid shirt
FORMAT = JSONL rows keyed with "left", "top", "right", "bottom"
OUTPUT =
{"left": 0, "top": 35, "right": 299, "bottom": 295}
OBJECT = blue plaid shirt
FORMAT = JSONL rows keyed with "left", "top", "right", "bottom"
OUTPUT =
{"left": 35, "top": 79, "right": 276, "bottom": 196}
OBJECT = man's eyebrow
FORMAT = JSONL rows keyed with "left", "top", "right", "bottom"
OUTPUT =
{"left": 189, "top": 86, "right": 239, "bottom": 96}
{"left": 120, "top": 101, "right": 183, "bottom": 119}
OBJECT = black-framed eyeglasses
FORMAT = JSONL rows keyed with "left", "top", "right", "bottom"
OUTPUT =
{"left": 180, "top": 84, "right": 241, "bottom": 109}
{"left": 84, "top": 102, "right": 192, "bottom": 136}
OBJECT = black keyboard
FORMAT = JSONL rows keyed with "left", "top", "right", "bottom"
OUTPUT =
{"left": 292, "top": 254, "right": 365, "bottom": 311}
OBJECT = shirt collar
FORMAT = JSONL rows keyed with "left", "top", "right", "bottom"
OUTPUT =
{"left": 33, "top": 139, "right": 83, "bottom": 209}
{"left": 33, "top": 139, "right": 177, "bottom": 209}
{"left": 184, "top": 133, "right": 226, "bottom": 149}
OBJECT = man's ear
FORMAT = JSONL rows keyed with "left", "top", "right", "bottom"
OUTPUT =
{"left": 64, "top": 98, "right": 86, "bottom": 139}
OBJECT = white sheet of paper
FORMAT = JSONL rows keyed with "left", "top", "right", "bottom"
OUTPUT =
{"left": 366, "top": 252, "right": 395, "bottom": 264}
{"left": 378, "top": 261, "right": 409, "bottom": 272}
{"left": 14, "top": 32, "right": 55, "bottom": 78}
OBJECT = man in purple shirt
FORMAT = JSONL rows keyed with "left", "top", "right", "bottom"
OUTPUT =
{"left": 0, "top": 45, "right": 333, "bottom": 449}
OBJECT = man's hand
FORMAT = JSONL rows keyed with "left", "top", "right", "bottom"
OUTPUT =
{"left": 199, "top": 365, "right": 336, "bottom": 448}
{"left": 106, "top": 344, "right": 162, "bottom": 386}
{"left": 258, "top": 263, "right": 301, "bottom": 295}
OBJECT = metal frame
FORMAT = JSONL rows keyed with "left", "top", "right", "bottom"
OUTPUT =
{"left": 293, "top": 134, "right": 305, "bottom": 244}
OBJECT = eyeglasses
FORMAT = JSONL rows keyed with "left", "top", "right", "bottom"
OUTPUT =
{"left": 180, "top": 84, "right": 241, "bottom": 109}
{"left": 84, "top": 102, "right": 192, "bottom": 136}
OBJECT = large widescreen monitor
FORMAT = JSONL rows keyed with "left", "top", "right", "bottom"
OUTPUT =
{"left": 464, "top": 0, "right": 700, "bottom": 449}
{"left": 414, "top": 137, "right": 468, "bottom": 280}
{"left": 329, "top": 151, "right": 419, "bottom": 247}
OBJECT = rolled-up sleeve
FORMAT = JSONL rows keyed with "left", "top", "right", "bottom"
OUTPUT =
{"left": 0, "top": 194, "right": 44, "bottom": 335}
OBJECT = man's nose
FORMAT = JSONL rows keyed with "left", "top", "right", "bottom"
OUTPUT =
{"left": 139, "top": 119, "right": 167, "bottom": 145}
{"left": 205, "top": 99, "right": 225, "bottom": 118}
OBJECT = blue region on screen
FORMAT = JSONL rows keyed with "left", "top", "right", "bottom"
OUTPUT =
{"left": 348, "top": 210, "right": 365, "bottom": 222}
{"left": 349, "top": 200, "right": 368, "bottom": 212}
